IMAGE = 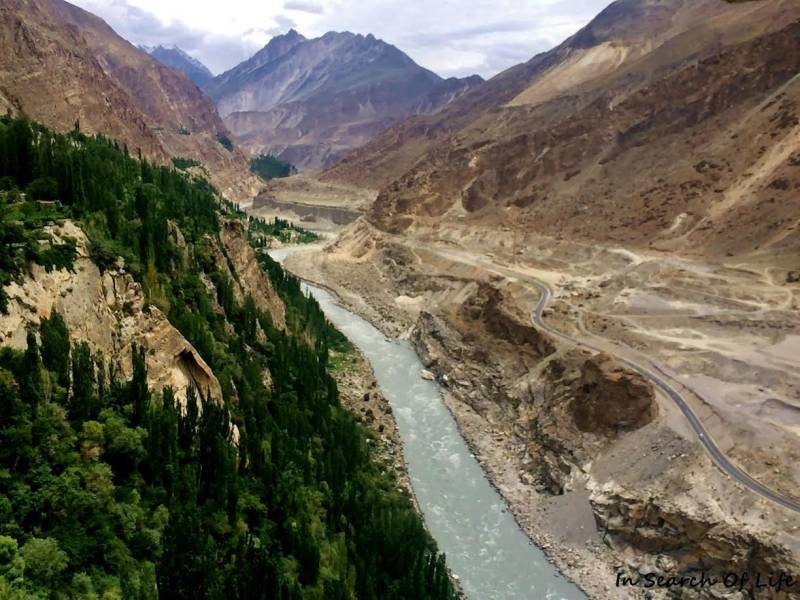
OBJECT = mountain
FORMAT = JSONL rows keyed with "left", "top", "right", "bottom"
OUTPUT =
{"left": 203, "top": 30, "right": 483, "bottom": 169}
{"left": 0, "top": 0, "right": 260, "bottom": 202}
{"left": 146, "top": 44, "right": 214, "bottom": 87}
{"left": 288, "top": 1, "right": 800, "bottom": 593}
{"left": 204, "top": 28, "right": 308, "bottom": 101}
{"left": 322, "top": 0, "right": 800, "bottom": 258}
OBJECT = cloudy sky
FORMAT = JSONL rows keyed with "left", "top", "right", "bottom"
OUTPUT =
{"left": 70, "top": 0, "right": 611, "bottom": 79}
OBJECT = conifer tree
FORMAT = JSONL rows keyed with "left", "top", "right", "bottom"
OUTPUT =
{"left": 40, "top": 310, "right": 70, "bottom": 389}
{"left": 130, "top": 345, "right": 149, "bottom": 427}
{"left": 20, "top": 330, "right": 44, "bottom": 414}
{"left": 69, "top": 341, "right": 96, "bottom": 422}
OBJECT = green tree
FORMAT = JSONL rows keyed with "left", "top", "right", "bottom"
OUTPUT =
{"left": 70, "top": 342, "right": 96, "bottom": 422}
{"left": 20, "top": 330, "right": 44, "bottom": 414}
{"left": 0, "top": 536, "right": 24, "bottom": 585}
{"left": 20, "top": 537, "right": 68, "bottom": 587}
{"left": 40, "top": 310, "right": 71, "bottom": 389}
{"left": 25, "top": 177, "right": 58, "bottom": 200}
{"left": 130, "top": 346, "right": 149, "bottom": 428}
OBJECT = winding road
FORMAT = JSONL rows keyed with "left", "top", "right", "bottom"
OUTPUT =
{"left": 375, "top": 235, "right": 800, "bottom": 514}
{"left": 529, "top": 279, "right": 800, "bottom": 515}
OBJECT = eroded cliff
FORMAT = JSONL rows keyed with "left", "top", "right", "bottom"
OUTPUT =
{"left": 0, "top": 218, "right": 286, "bottom": 407}
{"left": 0, "top": 221, "right": 222, "bottom": 404}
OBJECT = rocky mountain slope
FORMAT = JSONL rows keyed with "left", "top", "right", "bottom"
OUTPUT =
{"left": 322, "top": 0, "right": 800, "bottom": 259}
{"left": 146, "top": 44, "right": 214, "bottom": 87}
{"left": 204, "top": 30, "right": 483, "bottom": 169}
{"left": 281, "top": 1, "right": 800, "bottom": 596}
{"left": 0, "top": 0, "right": 260, "bottom": 202}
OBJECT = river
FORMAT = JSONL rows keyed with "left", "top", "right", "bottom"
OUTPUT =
{"left": 269, "top": 246, "right": 585, "bottom": 600}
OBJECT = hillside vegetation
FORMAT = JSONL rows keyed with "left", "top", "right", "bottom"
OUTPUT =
{"left": 0, "top": 116, "right": 456, "bottom": 600}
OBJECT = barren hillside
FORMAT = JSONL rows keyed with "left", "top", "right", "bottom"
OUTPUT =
{"left": 322, "top": 0, "right": 800, "bottom": 260}
{"left": 0, "top": 0, "right": 260, "bottom": 202}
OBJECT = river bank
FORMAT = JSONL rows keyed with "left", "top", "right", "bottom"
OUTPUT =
{"left": 266, "top": 245, "right": 415, "bottom": 500}
{"left": 270, "top": 248, "right": 592, "bottom": 600}
{"left": 277, "top": 223, "right": 800, "bottom": 600}
{"left": 328, "top": 344, "right": 415, "bottom": 500}
{"left": 271, "top": 246, "right": 587, "bottom": 599}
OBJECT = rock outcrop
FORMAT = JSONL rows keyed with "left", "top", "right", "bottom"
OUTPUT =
{"left": 460, "top": 283, "right": 555, "bottom": 358}
{"left": 0, "top": 222, "right": 222, "bottom": 404}
{"left": 591, "top": 486, "right": 800, "bottom": 597}
{"left": 216, "top": 219, "right": 286, "bottom": 329}
{"left": 573, "top": 353, "right": 657, "bottom": 434}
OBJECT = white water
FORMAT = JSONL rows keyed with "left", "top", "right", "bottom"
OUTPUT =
{"left": 270, "top": 247, "right": 585, "bottom": 600}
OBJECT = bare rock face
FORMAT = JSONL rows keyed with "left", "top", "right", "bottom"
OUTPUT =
{"left": 412, "top": 312, "right": 451, "bottom": 372}
{"left": 591, "top": 487, "right": 800, "bottom": 597}
{"left": 216, "top": 219, "right": 286, "bottom": 329}
{"left": 0, "top": 221, "right": 222, "bottom": 406}
{"left": 573, "top": 353, "right": 656, "bottom": 433}
{"left": 459, "top": 282, "right": 555, "bottom": 358}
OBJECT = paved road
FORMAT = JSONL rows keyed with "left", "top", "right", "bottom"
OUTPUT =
{"left": 402, "top": 238, "right": 800, "bottom": 513}
{"left": 530, "top": 280, "right": 800, "bottom": 514}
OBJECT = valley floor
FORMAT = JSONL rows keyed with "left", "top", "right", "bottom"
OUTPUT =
{"left": 279, "top": 218, "right": 800, "bottom": 599}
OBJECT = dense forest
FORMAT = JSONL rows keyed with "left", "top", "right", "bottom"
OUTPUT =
{"left": 0, "top": 116, "right": 456, "bottom": 599}
{"left": 249, "top": 154, "right": 297, "bottom": 181}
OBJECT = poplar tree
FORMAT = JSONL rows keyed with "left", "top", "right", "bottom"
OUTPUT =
{"left": 40, "top": 310, "right": 70, "bottom": 390}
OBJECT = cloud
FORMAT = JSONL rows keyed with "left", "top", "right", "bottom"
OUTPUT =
{"left": 68, "top": 0, "right": 610, "bottom": 79}
{"left": 274, "top": 15, "right": 298, "bottom": 29}
{"left": 70, "top": 0, "right": 306, "bottom": 74}
{"left": 284, "top": 0, "right": 325, "bottom": 15}
{"left": 305, "top": 0, "right": 607, "bottom": 78}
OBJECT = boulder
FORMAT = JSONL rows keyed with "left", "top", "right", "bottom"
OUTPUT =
{"left": 573, "top": 353, "right": 657, "bottom": 433}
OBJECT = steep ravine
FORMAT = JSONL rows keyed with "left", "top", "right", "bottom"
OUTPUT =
{"left": 282, "top": 227, "right": 800, "bottom": 600}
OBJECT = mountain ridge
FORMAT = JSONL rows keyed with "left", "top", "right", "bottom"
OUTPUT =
{"left": 146, "top": 44, "right": 214, "bottom": 87}
{"left": 204, "top": 29, "right": 483, "bottom": 169}
{"left": 0, "top": 0, "right": 260, "bottom": 202}
{"left": 321, "top": 0, "right": 800, "bottom": 258}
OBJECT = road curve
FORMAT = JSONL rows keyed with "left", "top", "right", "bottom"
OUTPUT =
{"left": 530, "top": 280, "right": 800, "bottom": 515}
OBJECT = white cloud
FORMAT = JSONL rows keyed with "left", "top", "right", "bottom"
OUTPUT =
{"left": 284, "top": 0, "right": 325, "bottom": 15}
{"left": 68, "top": 0, "right": 610, "bottom": 78}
